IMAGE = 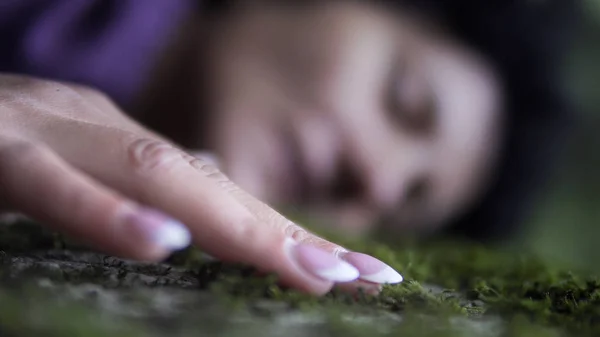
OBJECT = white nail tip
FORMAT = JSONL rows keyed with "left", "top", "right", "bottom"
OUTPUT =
{"left": 153, "top": 220, "right": 192, "bottom": 250}
{"left": 314, "top": 261, "right": 360, "bottom": 283}
{"left": 359, "top": 267, "right": 403, "bottom": 284}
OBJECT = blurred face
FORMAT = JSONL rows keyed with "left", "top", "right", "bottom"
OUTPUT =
{"left": 201, "top": 2, "right": 503, "bottom": 235}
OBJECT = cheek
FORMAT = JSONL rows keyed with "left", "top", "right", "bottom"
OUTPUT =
{"left": 423, "top": 45, "right": 503, "bottom": 222}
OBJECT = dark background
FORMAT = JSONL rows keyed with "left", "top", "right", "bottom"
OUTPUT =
{"left": 519, "top": 0, "right": 600, "bottom": 271}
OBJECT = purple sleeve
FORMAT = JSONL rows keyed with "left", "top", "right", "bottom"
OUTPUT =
{"left": 0, "top": 0, "right": 196, "bottom": 107}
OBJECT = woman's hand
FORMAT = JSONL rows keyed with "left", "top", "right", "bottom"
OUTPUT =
{"left": 0, "top": 74, "right": 402, "bottom": 295}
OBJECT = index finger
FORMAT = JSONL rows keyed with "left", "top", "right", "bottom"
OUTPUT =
{"left": 191, "top": 149, "right": 405, "bottom": 290}
{"left": 42, "top": 123, "right": 349, "bottom": 294}
{"left": 45, "top": 121, "right": 401, "bottom": 294}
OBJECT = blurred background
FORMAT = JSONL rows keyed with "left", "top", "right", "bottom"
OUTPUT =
{"left": 522, "top": 0, "right": 600, "bottom": 271}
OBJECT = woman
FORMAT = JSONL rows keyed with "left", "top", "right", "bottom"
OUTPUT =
{"left": 0, "top": 0, "right": 577, "bottom": 294}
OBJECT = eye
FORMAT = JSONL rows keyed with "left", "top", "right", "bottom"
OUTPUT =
{"left": 385, "top": 58, "right": 437, "bottom": 134}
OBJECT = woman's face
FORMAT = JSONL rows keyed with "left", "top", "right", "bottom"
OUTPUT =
{"left": 201, "top": 2, "right": 503, "bottom": 235}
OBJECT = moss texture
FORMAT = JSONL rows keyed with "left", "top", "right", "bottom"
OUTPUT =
{"left": 0, "top": 219, "right": 599, "bottom": 337}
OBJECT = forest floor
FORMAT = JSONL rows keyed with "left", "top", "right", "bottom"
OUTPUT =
{"left": 1, "top": 217, "right": 599, "bottom": 337}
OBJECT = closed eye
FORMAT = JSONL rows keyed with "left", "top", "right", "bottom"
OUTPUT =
{"left": 385, "top": 56, "right": 437, "bottom": 135}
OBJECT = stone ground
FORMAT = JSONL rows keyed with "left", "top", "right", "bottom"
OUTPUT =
{"left": 0, "top": 249, "right": 503, "bottom": 337}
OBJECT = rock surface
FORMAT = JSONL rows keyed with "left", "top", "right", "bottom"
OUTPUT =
{"left": 0, "top": 217, "right": 575, "bottom": 337}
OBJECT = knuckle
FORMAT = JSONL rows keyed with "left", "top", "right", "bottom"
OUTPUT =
{"left": 286, "top": 223, "right": 336, "bottom": 251}
{"left": 186, "top": 155, "right": 219, "bottom": 176}
{"left": 126, "top": 138, "right": 186, "bottom": 175}
{"left": 186, "top": 155, "right": 237, "bottom": 191}
{"left": 287, "top": 225, "right": 310, "bottom": 242}
{"left": 217, "top": 179, "right": 238, "bottom": 192}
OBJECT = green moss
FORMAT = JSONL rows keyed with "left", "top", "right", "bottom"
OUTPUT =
{"left": 163, "top": 231, "right": 600, "bottom": 336}
{"left": 0, "top": 286, "right": 148, "bottom": 337}
{"left": 1, "top": 220, "right": 600, "bottom": 336}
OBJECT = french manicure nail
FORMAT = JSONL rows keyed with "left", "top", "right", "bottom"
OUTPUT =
{"left": 341, "top": 252, "right": 403, "bottom": 284}
{"left": 125, "top": 208, "right": 191, "bottom": 251}
{"left": 287, "top": 239, "right": 359, "bottom": 282}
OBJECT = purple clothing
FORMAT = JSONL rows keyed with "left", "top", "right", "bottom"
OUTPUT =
{"left": 0, "top": 0, "right": 196, "bottom": 107}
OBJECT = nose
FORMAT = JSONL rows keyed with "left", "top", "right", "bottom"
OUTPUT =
{"left": 363, "top": 145, "right": 419, "bottom": 212}
{"left": 335, "top": 130, "right": 425, "bottom": 213}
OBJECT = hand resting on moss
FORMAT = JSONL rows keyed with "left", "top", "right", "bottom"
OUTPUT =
{"left": 0, "top": 74, "right": 403, "bottom": 295}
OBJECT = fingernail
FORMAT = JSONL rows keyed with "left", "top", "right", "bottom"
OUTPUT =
{"left": 286, "top": 239, "right": 359, "bottom": 282}
{"left": 125, "top": 208, "right": 191, "bottom": 251}
{"left": 341, "top": 252, "right": 403, "bottom": 284}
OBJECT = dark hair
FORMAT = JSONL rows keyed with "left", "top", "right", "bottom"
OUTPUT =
{"left": 389, "top": 0, "right": 581, "bottom": 241}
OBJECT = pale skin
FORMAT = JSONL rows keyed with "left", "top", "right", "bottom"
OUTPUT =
{"left": 199, "top": 2, "right": 504, "bottom": 236}
{"left": 0, "top": 74, "right": 397, "bottom": 295}
{"left": 0, "top": 2, "right": 502, "bottom": 295}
